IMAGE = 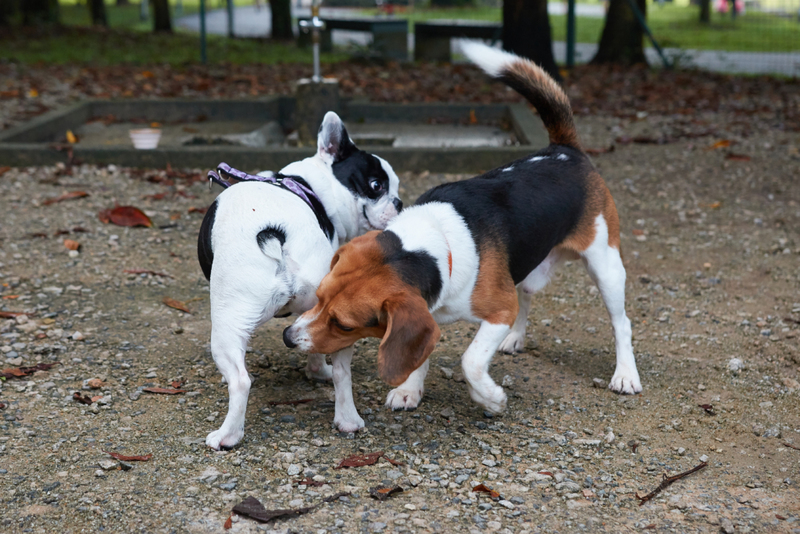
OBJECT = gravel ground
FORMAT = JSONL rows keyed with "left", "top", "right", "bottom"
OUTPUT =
{"left": 0, "top": 113, "right": 799, "bottom": 534}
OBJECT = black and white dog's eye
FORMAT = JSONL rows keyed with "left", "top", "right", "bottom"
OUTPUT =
{"left": 369, "top": 179, "right": 383, "bottom": 192}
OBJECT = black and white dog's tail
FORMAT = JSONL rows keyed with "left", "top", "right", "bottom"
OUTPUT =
{"left": 257, "top": 226, "right": 287, "bottom": 262}
{"left": 461, "top": 41, "right": 580, "bottom": 149}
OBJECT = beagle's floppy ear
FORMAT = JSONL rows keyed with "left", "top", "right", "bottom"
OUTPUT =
{"left": 378, "top": 292, "right": 440, "bottom": 387}
{"left": 329, "top": 251, "right": 341, "bottom": 270}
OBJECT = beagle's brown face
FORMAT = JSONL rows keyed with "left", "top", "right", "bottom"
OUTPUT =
{"left": 283, "top": 231, "right": 440, "bottom": 386}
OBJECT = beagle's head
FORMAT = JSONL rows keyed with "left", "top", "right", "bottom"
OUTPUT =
{"left": 282, "top": 231, "right": 441, "bottom": 386}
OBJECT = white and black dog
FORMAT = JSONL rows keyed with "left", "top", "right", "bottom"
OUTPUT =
{"left": 197, "top": 112, "right": 402, "bottom": 449}
{"left": 283, "top": 43, "right": 641, "bottom": 432}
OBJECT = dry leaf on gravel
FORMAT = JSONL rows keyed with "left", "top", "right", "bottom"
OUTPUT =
{"left": 162, "top": 297, "right": 190, "bottom": 313}
{"left": 1, "top": 362, "right": 59, "bottom": 379}
{"left": 142, "top": 387, "right": 187, "bottom": 395}
{"left": 472, "top": 484, "right": 500, "bottom": 498}
{"left": 335, "top": 451, "right": 404, "bottom": 469}
{"left": 223, "top": 515, "right": 233, "bottom": 529}
{"left": 708, "top": 139, "right": 732, "bottom": 150}
{"left": 0, "top": 311, "right": 29, "bottom": 319}
{"left": 103, "top": 451, "right": 153, "bottom": 462}
{"left": 42, "top": 191, "right": 89, "bottom": 206}
{"left": 72, "top": 392, "right": 93, "bottom": 405}
{"left": 63, "top": 239, "right": 80, "bottom": 251}
{"left": 0, "top": 166, "right": 10, "bottom": 176}
{"left": 369, "top": 486, "right": 403, "bottom": 501}
{"left": 98, "top": 206, "right": 153, "bottom": 227}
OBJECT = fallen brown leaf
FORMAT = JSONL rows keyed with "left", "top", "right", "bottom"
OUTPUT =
{"left": 188, "top": 206, "right": 208, "bottom": 215}
{"left": 223, "top": 514, "right": 233, "bottom": 529}
{"left": 296, "top": 477, "right": 324, "bottom": 487}
{"left": 725, "top": 152, "right": 751, "bottom": 161}
{"left": 162, "top": 297, "right": 191, "bottom": 313}
{"left": 231, "top": 493, "right": 350, "bottom": 524}
{"left": 103, "top": 451, "right": 153, "bottom": 462}
{"left": 63, "top": 239, "right": 80, "bottom": 251}
{"left": 72, "top": 392, "right": 93, "bottom": 405}
{"left": 1, "top": 362, "right": 59, "bottom": 379}
{"left": 0, "top": 311, "right": 28, "bottom": 319}
{"left": 0, "top": 166, "right": 10, "bottom": 176}
{"left": 707, "top": 139, "right": 732, "bottom": 150}
{"left": 335, "top": 451, "right": 404, "bottom": 469}
{"left": 66, "top": 130, "right": 78, "bottom": 144}
{"left": 0, "top": 402, "right": 6, "bottom": 410}
{"left": 98, "top": 206, "right": 153, "bottom": 227}
{"left": 42, "top": 191, "right": 89, "bottom": 206}
{"left": 369, "top": 485, "right": 403, "bottom": 501}
{"left": 142, "top": 387, "right": 187, "bottom": 395}
{"left": 472, "top": 483, "right": 500, "bottom": 499}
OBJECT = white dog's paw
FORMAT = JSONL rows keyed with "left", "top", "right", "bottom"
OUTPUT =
{"left": 205, "top": 427, "right": 244, "bottom": 450}
{"left": 305, "top": 361, "right": 333, "bottom": 382}
{"left": 498, "top": 331, "right": 526, "bottom": 354}
{"left": 334, "top": 414, "right": 365, "bottom": 433}
{"left": 385, "top": 387, "right": 423, "bottom": 411}
{"left": 468, "top": 383, "right": 507, "bottom": 414}
{"left": 608, "top": 369, "right": 642, "bottom": 395}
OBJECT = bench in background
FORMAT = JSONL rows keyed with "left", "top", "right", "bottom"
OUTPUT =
{"left": 414, "top": 20, "right": 502, "bottom": 62}
{"left": 298, "top": 17, "right": 409, "bottom": 61}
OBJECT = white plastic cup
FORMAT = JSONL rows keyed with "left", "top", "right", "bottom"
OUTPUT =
{"left": 129, "top": 128, "right": 162, "bottom": 150}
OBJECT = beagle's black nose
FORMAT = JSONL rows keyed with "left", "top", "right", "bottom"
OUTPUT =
{"left": 282, "top": 326, "right": 297, "bottom": 348}
{"left": 393, "top": 198, "right": 403, "bottom": 213}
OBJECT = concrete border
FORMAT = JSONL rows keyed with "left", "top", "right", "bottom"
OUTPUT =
{"left": 0, "top": 98, "right": 546, "bottom": 173}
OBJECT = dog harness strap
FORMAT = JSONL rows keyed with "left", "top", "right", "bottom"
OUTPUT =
{"left": 208, "top": 162, "right": 336, "bottom": 242}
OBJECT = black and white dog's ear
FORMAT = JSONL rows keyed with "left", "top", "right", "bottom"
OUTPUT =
{"left": 317, "top": 111, "right": 357, "bottom": 165}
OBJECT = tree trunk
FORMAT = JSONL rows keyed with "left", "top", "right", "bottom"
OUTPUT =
{"left": 117, "top": 0, "right": 130, "bottom": 5}
{"left": 699, "top": 0, "right": 710, "bottom": 23}
{"left": 89, "top": 0, "right": 108, "bottom": 26}
{"left": 152, "top": 0, "right": 172, "bottom": 32}
{"left": 270, "top": 0, "right": 292, "bottom": 40}
{"left": 590, "top": 0, "right": 648, "bottom": 65}
{"left": 0, "top": 0, "right": 17, "bottom": 27}
{"left": 502, "top": 0, "right": 561, "bottom": 82}
{"left": 21, "top": 0, "right": 59, "bottom": 26}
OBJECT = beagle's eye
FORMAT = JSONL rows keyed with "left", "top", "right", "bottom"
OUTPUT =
{"left": 331, "top": 318, "right": 354, "bottom": 332}
{"left": 369, "top": 179, "right": 383, "bottom": 192}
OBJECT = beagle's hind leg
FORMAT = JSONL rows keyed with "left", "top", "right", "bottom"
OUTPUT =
{"left": 580, "top": 215, "right": 641, "bottom": 394}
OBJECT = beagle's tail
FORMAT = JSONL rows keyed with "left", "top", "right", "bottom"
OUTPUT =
{"left": 461, "top": 41, "right": 579, "bottom": 149}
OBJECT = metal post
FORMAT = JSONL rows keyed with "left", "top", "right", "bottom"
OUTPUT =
{"left": 566, "top": 0, "right": 576, "bottom": 68}
{"left": 299, "top": 0, "right": 326, "bottom": 82}
{"left": 226, "top": 0, "right": 234, "bottom": 38}
{"left": 200, "top": 0, "right": 208, "bottom": 64}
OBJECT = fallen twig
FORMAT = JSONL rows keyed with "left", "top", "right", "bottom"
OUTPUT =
{"left": 784, "top": 442, "right": 800, "bottom": 451}
{"left": 268, "top": 398, "right": 314, "bottom": 406}
{"left": 635, "top": 462, "right": 708, "bottom": 506}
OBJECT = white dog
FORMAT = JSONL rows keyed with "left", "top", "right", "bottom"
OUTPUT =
{"left": 197, "top": 112, "right": 402, "bottom": 449}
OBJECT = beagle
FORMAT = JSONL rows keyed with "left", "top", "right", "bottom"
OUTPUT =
{"left": 283, "top": 42, "right": 642, "bottom": 432}
{"left": 198, "top": 112, "right": 402, "bottom": 449}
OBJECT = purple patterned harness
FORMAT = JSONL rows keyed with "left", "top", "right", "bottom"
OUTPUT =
{"left": 208, "top": 162, "right": 335, "bottom": 242}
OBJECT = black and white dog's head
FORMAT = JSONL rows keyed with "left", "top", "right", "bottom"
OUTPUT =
{"left": 280, "top": 112, "right": 402, "bottom": 239}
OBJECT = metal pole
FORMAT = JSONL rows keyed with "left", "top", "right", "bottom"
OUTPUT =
{"left": 226, "top": 0, "right": 234, "bottom": 38}
{"left": 299, "top": 0, "right": 326, "bottom": 82}
{"left": 566, "top": 0, "right": 576, "bottom": 68}
{"left": 200, "top": 0, "right": 208, "bottom": 64}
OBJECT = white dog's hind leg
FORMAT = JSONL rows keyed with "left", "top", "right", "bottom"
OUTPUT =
{"left": 305, "top": 353, "right": 333, "bottom": 381}
{"left": 385, "top": 359, "right": 429, "bottom": 410}
{"left": 330, "top": 346, "right": 364, "bottom": 433}
{"left": 205, "top": 321, "right": 253, "bottom": 450}
{"left": 581, "top": 215, "right": 641, "bottom": 394}
{"left": 462, "top": 322, "right": 510, "bottom": 414}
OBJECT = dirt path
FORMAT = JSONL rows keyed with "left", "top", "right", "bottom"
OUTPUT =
{"left": 0, "top": 115, "right": 798, "bottom": 533}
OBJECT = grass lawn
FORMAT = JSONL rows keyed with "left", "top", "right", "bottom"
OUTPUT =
{"left": 369, "top": 2, "right": 800, "bottom": 53}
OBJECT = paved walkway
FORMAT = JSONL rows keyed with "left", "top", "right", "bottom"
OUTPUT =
{"left": 175, "top": 4, "right": 800, "bottom": 77}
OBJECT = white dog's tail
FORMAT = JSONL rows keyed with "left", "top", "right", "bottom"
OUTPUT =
{"left": 256, "top": 226, "right": 286, "bottom": 262}
{"left": 461, "top": 41, "right": 580, "bottom": 149}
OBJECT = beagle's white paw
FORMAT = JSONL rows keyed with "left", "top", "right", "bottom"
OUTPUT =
{"left": 498, "top": 331, "right": 526, "bottom": 354}
{"left": 334, "top": 414, "right": 365, "bottom": 433}
{"left": 205, "top": 426, "right": 244, "bottom": 450}
{"left": 468, "top": 383, "right": 507, "bottom": 414}
{"left": 385, "top": 387, "right": 423, "bottom": 411}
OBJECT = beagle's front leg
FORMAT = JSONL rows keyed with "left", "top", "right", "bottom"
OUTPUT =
{"left": 461, "top": 321, "right": 510, "bottom": 414}
{"left": 330, "top": 346, "right": 365, "bottom": 433}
